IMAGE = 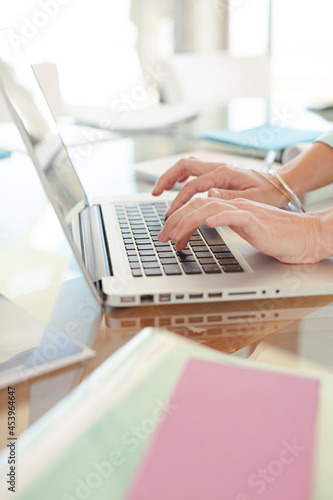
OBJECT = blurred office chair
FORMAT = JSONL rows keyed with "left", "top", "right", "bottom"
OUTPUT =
{"left": 0, "top": 62, "right": 63, "bottom": 122}
{"left": 161, "top": 51, "right": 270, "bottom": 105}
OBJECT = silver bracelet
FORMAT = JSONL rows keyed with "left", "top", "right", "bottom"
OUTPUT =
{"left": 250, "top": 169, "right": 295, "bottom": 205}
{"left": 268, "top": 169, "right": 306, "bottom": 214}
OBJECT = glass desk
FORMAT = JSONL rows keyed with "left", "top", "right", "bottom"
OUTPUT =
{"left": 0, "top": 100, "right": 332, "bottom": 449}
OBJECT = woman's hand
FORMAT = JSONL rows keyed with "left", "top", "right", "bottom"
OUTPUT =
{"left": 152, "top": 157, "right": 289, "bottom": 218}
{"left": 158, "top": 197, "right": 327, "bottom": 264}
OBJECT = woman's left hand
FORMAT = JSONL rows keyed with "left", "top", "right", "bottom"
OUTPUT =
{"left": 158, "top": 197, "right": 327, "bottom": 264}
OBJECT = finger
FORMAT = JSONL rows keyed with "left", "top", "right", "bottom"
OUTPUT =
{"left": 165, "top": 166, "right": 230, "bottom": 217}
{"left": 151, "top": 158, "right": 221, "bottom": 196}
{"left": 174, "top": 236, "right": 190, "bottom": 251}
{"left": 206, "top": 210, "right": 262, "bottom": 242}
{"left": 208, "top": 188, "right": 247, "bottom": 201}
{"left": 177, "top": 175, "right": 190, "bottom": 183}
{"left": 169, "top": 200, "right": 233, "bottom": 244}
{"left": 159, "top": 197, "right": 208, "bottom": 242}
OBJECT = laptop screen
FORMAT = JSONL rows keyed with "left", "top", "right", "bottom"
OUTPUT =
{"left": 0, "top": 28, "right": 89, "bottom": 219}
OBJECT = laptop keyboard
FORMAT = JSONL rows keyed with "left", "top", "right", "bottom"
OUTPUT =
{"left": 115, "top": 202, "right": 244, "bottom": 278}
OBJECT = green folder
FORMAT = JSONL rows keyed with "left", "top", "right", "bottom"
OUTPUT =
{"left": 2, "top": 328, "right": 333, "bottom": 500}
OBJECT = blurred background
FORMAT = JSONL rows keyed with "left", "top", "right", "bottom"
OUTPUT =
{"left": 1, "top": 0, "right": 333, "bottom": 110}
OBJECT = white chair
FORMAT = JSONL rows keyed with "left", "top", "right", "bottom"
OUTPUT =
{"left": 0, "top": 62, "right": 63, "bottom": 122}
{"left": 161, "top": 51, "right": 271, "bottom": 105}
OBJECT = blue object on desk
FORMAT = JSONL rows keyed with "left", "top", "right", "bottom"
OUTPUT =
{"left": 0, "top": 150, "right": 11, "bottom": 159}
{"left": 200, "top": 124, "right": 323, "bottom": 151}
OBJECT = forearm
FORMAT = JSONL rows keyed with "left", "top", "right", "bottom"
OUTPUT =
{"left": 278, "top": 142, "right": 333, "bottom": 197}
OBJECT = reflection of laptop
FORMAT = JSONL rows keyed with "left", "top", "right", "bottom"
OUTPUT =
{"left": 1, "top": 28, "right": 333, "bottom": 308}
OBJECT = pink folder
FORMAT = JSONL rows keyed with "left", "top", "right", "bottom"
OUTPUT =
{"left": 127, "top": 359, "right": 319, "bottom": 500}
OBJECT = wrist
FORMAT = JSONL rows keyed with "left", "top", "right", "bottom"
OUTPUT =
{"left": 309, "top": 210, "right": 333, "bottom": 262}
{"left": 277, "top": 162, "right": 306, "bottom": 198}
{"left": 278, "top": 142, "right": 333, "bottom": 197}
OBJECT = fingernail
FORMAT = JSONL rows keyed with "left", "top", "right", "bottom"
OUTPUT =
{"left": 158, "top": 229, "right": 167, "bottom": 242}
{"left": 209, "top": 188, "right": 221, "bottom": 199}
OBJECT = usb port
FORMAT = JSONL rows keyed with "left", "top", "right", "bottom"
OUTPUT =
{"left": 189, "top": 293, "right": 203, "bottom": 299}
{"left": 140, "top": 294, "right": 154, "bottom": 304}
{"left": 121, "top": 296, "right": 135, "bottom": 303}
{"left": 176, "top": 294, "right": 184, "bottom": 300}
{"left": 208, "top": 292, "right": 222, "bottom": 298}
{"left": 159, "top": 294, "right": 171, "bottom": 302}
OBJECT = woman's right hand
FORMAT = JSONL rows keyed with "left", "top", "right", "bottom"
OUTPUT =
{"left": 151, "top": 157, "right": 289, "bottom": 218}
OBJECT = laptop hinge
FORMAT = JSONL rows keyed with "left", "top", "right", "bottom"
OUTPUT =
{"left": 79, "top": 205, "right": 112, "bottom": 284}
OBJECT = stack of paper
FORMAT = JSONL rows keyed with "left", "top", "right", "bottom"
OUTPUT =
{"left": 0, "top": 328, "right": 332, "bottom": 500}
{"left": 127, "top": 358, "right": 318, "bottom": 500}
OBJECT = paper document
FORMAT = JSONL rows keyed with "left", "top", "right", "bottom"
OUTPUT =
{"left": 2, "top": 328, "right": 332, "bottom": 500}
{"left": 127, "top": 358, "right": 319, "bottom": 500}
{"left": 135, "top": 149, "right": 278, "bottom": 186}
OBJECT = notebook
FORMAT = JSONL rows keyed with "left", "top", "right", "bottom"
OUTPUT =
{"left": 127, "top": 358, "right": 319, "bottom": 500}
{"left": 201, "top": 125, "right": 324, "bottom": 151}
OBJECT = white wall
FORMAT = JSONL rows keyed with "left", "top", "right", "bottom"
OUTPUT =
{"left": 0, "top": 0, "right": 142, "bottom": 107}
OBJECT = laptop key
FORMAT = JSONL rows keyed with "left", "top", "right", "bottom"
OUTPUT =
{"left": 217, "top": 258, "right": 239, "bottom": 265}
{"left": 141, "top": 256, "right": 158, "bottom": 262}
{"left": 154, "top": 241, "right": 170, "bottom": 247}
{"left": 182, "top": 261, "right": 202, "bottom": 275}
{"left": 127, "top": 250, "right": 137, "bottom": 256}
{"left": 130, "top": 262, "right": 140, "bottom": 269}
{"left": 132, "top": 269, "right": 143, "bottom": 277}
{"left": 211, "top": 245, "right": 228, "bottom": 253}
{"left": 195, "top": 252, "right": 212, "bottom": 259}
{"left": 202, "top": 264, "right": 222, "bottom": 274}
{"left": 163, "top": 264, "right": 182, "bottom": 275}
{"left": 137, "top": 244, "right": 153, "bottom": 251}
{"left": 142, "top": 261, "right": 160, "bottom": 268}
{"left": 134, "top": 234, "right": 151, "bottom": 240}
{"left": 145, "top": 268, "right": 163, "bottom": 276}
{"left": 192, "top": 246, "right": 209, "bottom": 253}
{"left": 189, "top": 240, "right": 206, "bottom": 246}
{"left": 198, "top": 257, "right": 216, "bottom": 264}
{"left": 128, "top": 256, "right": 139, "bottom": 263}
{"left": 175, "top": 249, "right": 192, "bottom": 256}
{"left": 125, "top": 244, "right": 135, "bottom": 250}
{"left": 139, "top": 250, "right": 156, "bottom": 256}
{"left": 135, "top": 239, "right": 151, "bottom": 246}
{"left": 160, "top": 257, "right": 178, "bottom": 265}
{"left": 222, "top": 264, "right": 243, "bottom": 273}
{"left": 214, "top": 252, "right": 234, "bottom": 259}
{"left": 156, "top": 245, "right": 172, "bottom": 252}
{"left": 199, "top": 225, "right": 225, "bottom": 245}
{"left": 177, "top": 254, "right": 195, "bottom": 262}
{"left": 158, "top": 251, "right": 175, "bottom": 258}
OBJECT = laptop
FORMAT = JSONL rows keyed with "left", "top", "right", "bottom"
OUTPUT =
{"left": 1, "top": 28, "right": 333, "bottom": 308}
